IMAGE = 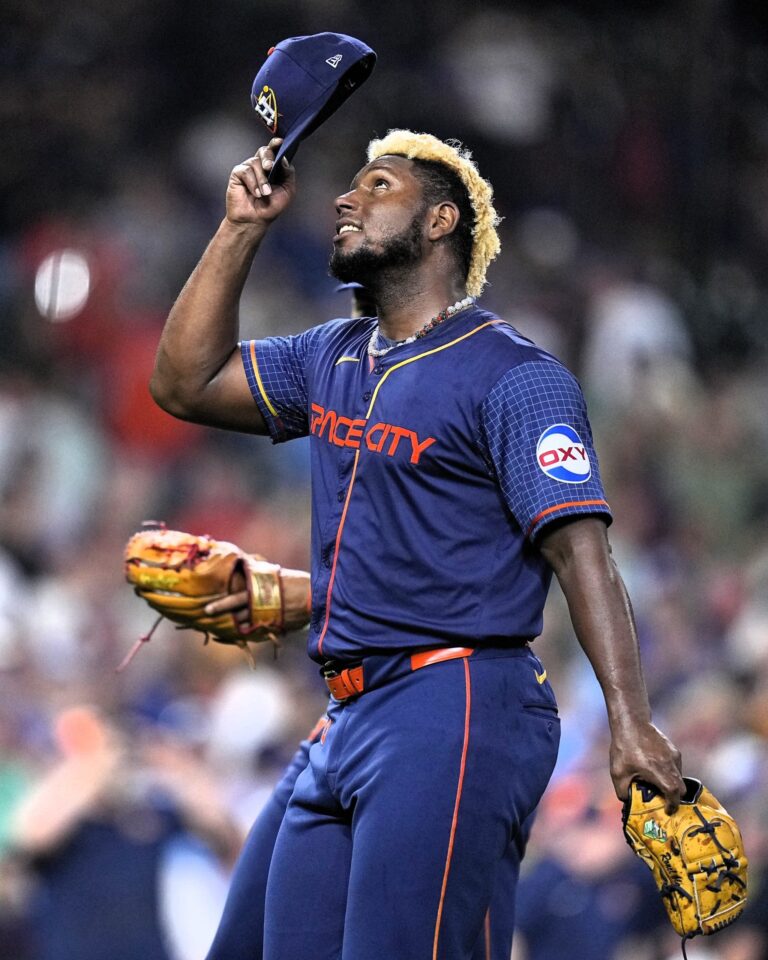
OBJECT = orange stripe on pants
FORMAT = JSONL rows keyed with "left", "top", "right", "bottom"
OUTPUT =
{"left": 432, "top": 657, "right": 472, "bottom": 960}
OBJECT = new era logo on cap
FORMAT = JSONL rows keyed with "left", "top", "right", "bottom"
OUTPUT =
{"left": 250, "top": 32, "right": 376, "bottom": 180}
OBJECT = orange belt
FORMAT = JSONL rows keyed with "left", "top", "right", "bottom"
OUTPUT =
{"left": 322, "top": 646, "right": 474, "bottom": 702}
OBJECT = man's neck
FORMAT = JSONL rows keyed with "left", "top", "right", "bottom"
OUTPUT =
{"left": 373, "top": 275, "right": 467, "bottom": 342}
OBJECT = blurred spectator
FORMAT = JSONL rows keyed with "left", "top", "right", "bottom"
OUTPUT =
{"left": 513, "top": 768, "right": 668, "bottom": 960}
{"left": 582, "top": 271, "right": 693, "bottom": 413}
{"left": 9, "top": 706, "right": 241, "bottom": 960}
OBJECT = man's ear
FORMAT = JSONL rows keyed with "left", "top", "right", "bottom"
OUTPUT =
{"left": 426, "top": 201, "right": 460, "bottom": 241}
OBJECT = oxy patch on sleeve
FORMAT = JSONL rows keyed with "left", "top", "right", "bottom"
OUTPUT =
{"left": 535, "top": 424, "right": 591, "bottom": 484}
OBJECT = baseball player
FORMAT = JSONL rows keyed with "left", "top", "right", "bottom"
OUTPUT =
{"left": 198, "top": 284, "right": 524, "bottom": 960}
{"left": 151, "top": 130, "right": 684, "bottom": 960}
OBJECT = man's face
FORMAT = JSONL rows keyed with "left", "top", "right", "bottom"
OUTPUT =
{"left": 329, "top": 155, "right": 428, "bottom": 286}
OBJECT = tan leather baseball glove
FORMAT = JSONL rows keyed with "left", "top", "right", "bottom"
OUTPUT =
{"left": 124, "top": 528, "right": 288, "bottom": 661}
{"left": 622, "top": 777, "right": 747, "bottom": 951}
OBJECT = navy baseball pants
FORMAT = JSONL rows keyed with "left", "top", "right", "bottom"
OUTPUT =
{"left": 207, "top": 646, "right": 559, "bottom": 960}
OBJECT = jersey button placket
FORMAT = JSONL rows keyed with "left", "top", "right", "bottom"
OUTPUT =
{"left": 325, "top": 426, "right": 358, "bottom": 569}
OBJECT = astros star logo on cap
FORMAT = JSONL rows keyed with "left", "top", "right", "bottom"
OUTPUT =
{"left": 254, "top": 86, "right": 278, "bottom": 133}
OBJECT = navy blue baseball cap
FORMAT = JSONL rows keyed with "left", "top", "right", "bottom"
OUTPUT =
{"left": 251, "top": 33, "right": 376, "bottom": 180}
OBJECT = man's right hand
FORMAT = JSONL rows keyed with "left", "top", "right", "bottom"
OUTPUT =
{"left": 226, "top": 137, "right": 297, "bottom": 226}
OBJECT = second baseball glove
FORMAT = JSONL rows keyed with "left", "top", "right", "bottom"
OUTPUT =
{"left": 124, "top": 527, "right": 284, "bottom": 648}
{"left": 622, "top": 777, "right": 747, "bottom": 949}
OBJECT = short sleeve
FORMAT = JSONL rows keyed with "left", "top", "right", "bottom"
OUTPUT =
{"left": 480, "top": 359, "right": 612, "bottom": 541}
{"left": 240, "top": 326, "right": 325, "bottom": 443}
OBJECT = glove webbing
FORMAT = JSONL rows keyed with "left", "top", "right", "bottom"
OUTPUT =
{"left": 691, "top": 807, "right": 746, "bottom": 899}
{"left": 677, "top": 805, "right": 746, "bottom": 960}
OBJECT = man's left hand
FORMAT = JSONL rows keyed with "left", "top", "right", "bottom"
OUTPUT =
{"left": 609, "top": 720, "right": 684, "bottom": 813}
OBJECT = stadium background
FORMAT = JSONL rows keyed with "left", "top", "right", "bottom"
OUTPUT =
{"left": 1, "top": 1, "right": 767, "bottom": 957}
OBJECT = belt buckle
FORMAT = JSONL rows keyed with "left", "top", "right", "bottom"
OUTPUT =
{"left": 321, "top": 661, "right": 363, "bottom": 702}
{"left": 321, "top": 659, "right": 361, "bottom": 678}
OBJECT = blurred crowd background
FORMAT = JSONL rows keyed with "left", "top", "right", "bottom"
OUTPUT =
{"left": 2, "top": 1, "right": 768, "bottom": 958}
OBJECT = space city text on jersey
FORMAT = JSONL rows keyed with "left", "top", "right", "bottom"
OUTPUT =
{"left": 310, "top": 402, "right": 436, "bottom": 464}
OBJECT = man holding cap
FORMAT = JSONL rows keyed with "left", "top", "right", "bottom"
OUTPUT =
{"left": 250, "top": 32, "right": 376, "bottom": 175}
{"left": 150, "top": 33, "right": 684, "bottom": 960}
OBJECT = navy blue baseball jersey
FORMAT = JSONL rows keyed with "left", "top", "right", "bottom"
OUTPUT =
{"left": 240, "top": 305, "right": 611, "bottom": 663}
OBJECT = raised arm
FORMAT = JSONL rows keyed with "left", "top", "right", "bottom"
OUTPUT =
{"left": 538, "top": 516, "right": 684, "bottom": 811}
{"left": 150, "top": 137, "right": 296, "bottom": 433}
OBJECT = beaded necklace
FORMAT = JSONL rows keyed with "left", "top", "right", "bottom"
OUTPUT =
{"left": 366, "top": 296, "right": 475, "bottom": 358}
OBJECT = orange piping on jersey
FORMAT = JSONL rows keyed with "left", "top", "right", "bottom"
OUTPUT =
{"left": 433, "top": 657, "right": 472, "bottom": 960}
{"left": 526, "top": 499, "right": 610, "bottom": 538}
{"left": 317, "top": 448, "right": 362, "bottom": 657}
{"left": 249, "top": 342, "right": 279, "bottom": 417}
{"left": 316, "top": 320, "right": 500, "bottom": 657}
{"left": 484, "top": 910, "right": 491, "bottom": 960}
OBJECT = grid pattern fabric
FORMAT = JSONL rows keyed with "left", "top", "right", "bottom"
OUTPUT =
{"left": 240, "top": 325, "right": 326, "bottom": 442}
{"left": 479, "top": 359, "right": 611, "bottom": 540}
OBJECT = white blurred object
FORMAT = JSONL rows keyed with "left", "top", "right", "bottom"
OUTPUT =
{"left": 662, "top": 940, "right": 723, "bottom": 959}
{"left": 159, "top": 836, "right": 230, "bottom": 960}
{"left": 517, "top": 208, "right": 580, "bottom": 269}
{"left": 727, "top": 603, "right": 768, "bottom": 670}
{"left": 583, "top": 280, "right": 693, "bottom": 408}
{"left": 24, "top": 577, "right": 90, "bottom": 680}
{"left": 448, "top": 13, "right": 557, "bottom": 143}
{"left": 705, "top": 733, "right": 763, "bottom": 796}
{"left": 726, "top": 548, "right": 768, "bottom": 669}
{"left": 207, "top": 670, "right": 290, "bottom": 764}
{"left": 179, "top": 113, "right": 258, "bottom": 197}
{"left": 34, "top": 248, "right": 90, "bottom": 321}
{"left": 0, "top": 387, "right": 106, "bottom": 557}
{"left": 0, "top": 548, "right": 27, "bottom": 669}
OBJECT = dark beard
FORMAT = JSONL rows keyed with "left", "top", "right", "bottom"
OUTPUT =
{"left": 329, "top": 213, "right": 424, "bottom": 288}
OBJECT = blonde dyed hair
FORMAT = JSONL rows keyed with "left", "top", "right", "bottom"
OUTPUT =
{"left": 366, "top": 129, "right": 501, "bottom": 298}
